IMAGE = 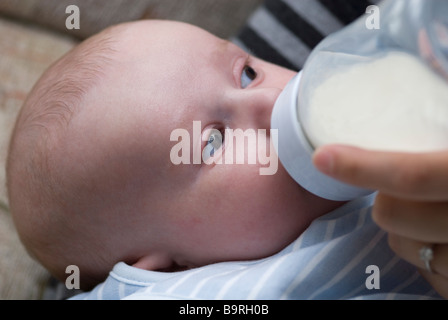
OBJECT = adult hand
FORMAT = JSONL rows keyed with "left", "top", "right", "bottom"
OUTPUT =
{"left": 313, "top": 145, "right": 448, "bottom": 299}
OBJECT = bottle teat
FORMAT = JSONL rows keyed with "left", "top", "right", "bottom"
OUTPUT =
{"left": 271, "top": 72, "right": 373, "bottom": 201}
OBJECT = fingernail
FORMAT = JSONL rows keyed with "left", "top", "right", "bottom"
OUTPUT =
{"left": 313, "top": 148, "right": 334, "bottom": 175}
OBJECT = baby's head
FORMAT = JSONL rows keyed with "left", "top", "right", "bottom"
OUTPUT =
{"left": 7, "top": 20, "right": 341, "bottom": 289}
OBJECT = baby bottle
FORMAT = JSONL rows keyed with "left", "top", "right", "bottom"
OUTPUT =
{"left": 271, "top": 0, "right": 448, "bottom": 201}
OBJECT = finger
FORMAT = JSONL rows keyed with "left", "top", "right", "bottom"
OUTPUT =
{"left": 388, "top": 233, "right": 448, "bottom": 278}
{"left": 313, "top": 145, "right": 448, "bottom": 201}
{"left": 420, "top": 270, "right": 448, "bottom": 299}
{"left": 373, "top": 194, "right": 448, "bottom": 243}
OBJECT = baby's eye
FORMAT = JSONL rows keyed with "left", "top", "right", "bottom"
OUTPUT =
{"left": 241, "top": 65, "right": 257, "bottom": 89}
{"left": 202, "top": 129, "right": 223, "bottom": 162}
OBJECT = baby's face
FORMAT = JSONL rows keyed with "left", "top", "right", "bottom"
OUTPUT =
{"left": 67, "top": 21, "right": 341, "bottom": 270}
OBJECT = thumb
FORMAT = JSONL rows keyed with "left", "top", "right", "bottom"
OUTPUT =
{"left": 312, "top": 144, "right": 448, "bottom": 201}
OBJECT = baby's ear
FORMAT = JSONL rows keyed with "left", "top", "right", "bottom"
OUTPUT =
{"left": 132, "top": 253, "right": 173, "bottom": 271}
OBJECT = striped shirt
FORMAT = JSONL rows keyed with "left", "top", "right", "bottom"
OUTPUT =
{"left": 72, "top": 194, "right": 440, "bottom": 300}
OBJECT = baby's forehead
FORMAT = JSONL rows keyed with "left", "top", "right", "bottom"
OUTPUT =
{"left": 66, "top": 20, "right": 234, "bottom": 131}
{"left": 108, "top": 20, "right": 224, "bottom": 58}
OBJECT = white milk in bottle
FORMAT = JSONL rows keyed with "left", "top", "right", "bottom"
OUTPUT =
{"left": 303, "top": 51, "right": 448, "bottom": 153}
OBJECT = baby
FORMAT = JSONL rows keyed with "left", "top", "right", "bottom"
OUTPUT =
{"left": 6, "top": 20, "right": 343, "bottom": 290}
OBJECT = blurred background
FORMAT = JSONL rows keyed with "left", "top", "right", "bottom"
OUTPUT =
{"left": 0, "top": 0, "right": 263, "bottom": 300}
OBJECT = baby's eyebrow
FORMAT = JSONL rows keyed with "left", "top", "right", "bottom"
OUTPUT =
{"left": 215, "top": 39, "right": 245, "bottom": 61}
{"left": 210, "top": 39, "right": 234, "bottom": 65}
{"left": 218, "top": 39, "right": 232, "bottom": 52}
